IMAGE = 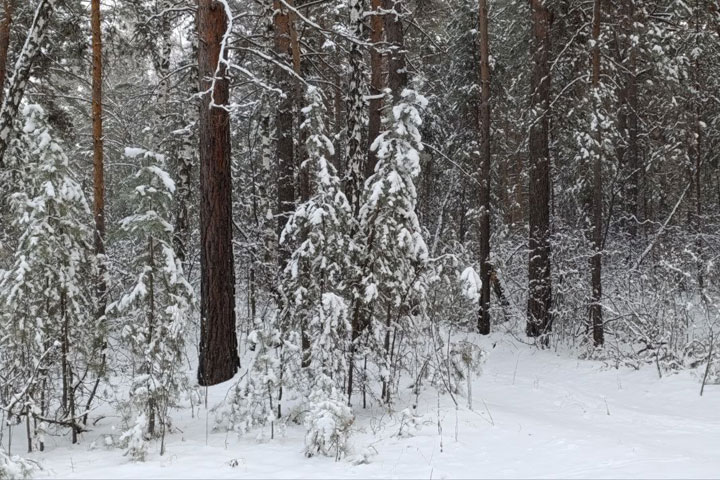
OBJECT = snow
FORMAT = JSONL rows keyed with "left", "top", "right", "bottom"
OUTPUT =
{"left": 123, "top": 147, "right": 146, "bottom": 159}
{"left": 460, "top": 267, "right": 482, "bottom": 302}
{"left": 25, "top": 335, "right": 719, "bottom": 479}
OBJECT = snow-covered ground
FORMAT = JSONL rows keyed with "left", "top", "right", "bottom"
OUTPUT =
{"left": 28, "top": 335, "right": 719, "bottom": 479}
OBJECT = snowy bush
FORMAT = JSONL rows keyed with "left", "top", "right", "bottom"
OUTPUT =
{"left": 303, "top": 383, "right": 354, "bottom": 459}
{"left": 227, "top": 314, "right": 282, "bottom": 439}
{"left": 119, "top": 413, "right": 149, "bottom": 461}
{"left": 0, "top": 448, "right": 37, "bottom": 480}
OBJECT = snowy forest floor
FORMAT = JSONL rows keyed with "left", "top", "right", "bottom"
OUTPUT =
{"left": 28, "top": 334, "right": 719, "bottom": 479}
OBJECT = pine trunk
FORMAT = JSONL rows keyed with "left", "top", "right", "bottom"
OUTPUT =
{"left": 274, "top": 0, "right": 297, "bottom": 270}
{"left": 384, "top": 0, "right": 407, "bottom": 101}
{"left": 477, "top": 0, "right": 492, "bottom": 335}
{"left": 197, "top": 0, "right": 238, "bottom": 386}
{"left": 526, "top": 0, "right": 553, "bottom": 339}
{"left": 0, "top": 0, "right": 13, "bottom": 106}
{"left": 91, "top": 0, "right": 106, "bottom": 298}
{"left": 590, "top": 0, "right": 603, "bottom": 347}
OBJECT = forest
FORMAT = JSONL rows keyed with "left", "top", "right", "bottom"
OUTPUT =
{"left": 0, "top": 0, "right": 718, "bottom": 478}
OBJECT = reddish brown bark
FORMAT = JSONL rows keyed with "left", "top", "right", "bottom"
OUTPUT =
{"left": 0, "top": 0, "right": 14, "bottom": 106}
{"left": 383, "top": 0, "right": 407, "bottom": 101}
{"left": 197, "top": 0, "right": 238, "bottom": 386}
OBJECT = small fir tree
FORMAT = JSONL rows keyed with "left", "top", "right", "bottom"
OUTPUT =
{"left": 281, "top": 86, "right": 355, "bottom": 457}
{"left": 111, "top": 148, "right": 193, "bottom": 460}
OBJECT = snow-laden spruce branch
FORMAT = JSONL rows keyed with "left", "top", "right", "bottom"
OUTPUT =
{"left": 0, "top": 0, "right": 56, "bottom": 166}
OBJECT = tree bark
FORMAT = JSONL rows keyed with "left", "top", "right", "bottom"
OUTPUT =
{"left": 91, "top": 0, "right": 106, "bottom": 291}
{"left": 589, "top": 0, "right": 603, "bottom": 347}
{"left": 623, "top": 0, "right": 640, "bottom": 237}
{"left": 366, "top": 0, "right": 384, "bottom": 178}
{"left": 526, "top": 0, "right": 553, "bottom": 339}
{"left": 384, "top": 0, "right": 407, "bottom": 101}
{"left": 477, "top": 0, "right": 491, "bottom": 335}
{"left": 344, "top": 0, "right": 366, "bottom": 216}
{"left": 274, "top": 0, "right": 297, "bottom": 269}
{"left": 0, "top": 0, "right": 55, "bottom": 166}
{"left": 197, "top": 0, "right": 238, "bottom": 386}
{"left": 0, "top": 0, "right": 14, "bottom": 106}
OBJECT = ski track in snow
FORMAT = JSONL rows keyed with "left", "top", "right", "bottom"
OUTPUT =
{"left": 27, "top": 335, "right": 720, "bottom": 479}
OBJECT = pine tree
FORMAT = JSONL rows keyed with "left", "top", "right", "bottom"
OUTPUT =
{"left": 358, "top": 89, "right": 429, "bottom": 403}
{"left": 0, "top": 104, "right": 97, "bottom": 447}
{"left": 281, "top": 86, "right": 355, "bottom": 457}
{"left": 111, "top": 149, "right": 192, "bottom": 460}
{"left": 226, "top": 313, "right": 281, "bottom": 439}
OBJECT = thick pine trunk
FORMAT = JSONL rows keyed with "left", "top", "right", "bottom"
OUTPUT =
{"left": 477, "top": 0, "right": 492, "bottom": 335}
{"left": 0, "top": 0, "right": 55, "bottom": 166}
{"left": 589, "top": 0, "right": 603, "bottom": 347}
{"left": 197, "top": 0, "right": 238, "bottom": 386}
{"left": 526, "top": 0, "right": 553, "bottom": 339}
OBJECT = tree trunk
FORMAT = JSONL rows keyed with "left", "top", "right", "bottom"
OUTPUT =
{"left": 274, "top": 0, "right": 297, "bottom": 270}
{"left": 692, "top": 0, "right": 704, "bottom": 290}
{"left": 86, "top": 1, "right": 110, "bottom": 423}
{"left": 155, "top": 0, "right": 195, "bottom": 268}
{"left": 589, "top": 0, "right": 603, "bottom": 347}
{"left": 477, "top": 0, "right": 492, "bottom": 335}
{"left": 91, "top": 0, "right": 106, "bottom": 308}
{"left": 383, "top": 0, "right": 407, "bottom": 101}
{"left": 366, "top": 0, "right": 384, "bottom": 178}
{"left": 197, "top": 0, "right": 238, "bottom": 386}
{"left": 623, "top": 0, "right": 640, "bottom": 237}
{"left": 0, "top": 0, "right": 55, "bottom": 166}
{"left": 526, "top": 0, "right": 553, "bottom": 340}
{"left": 0, "top": 0, "right": 14, "bottom": 106}
{"left": 344, "top": 0, "right": 366, "bottom": 216}
{"left": 147, "top": 237, "right": 156, "bottom": 436}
